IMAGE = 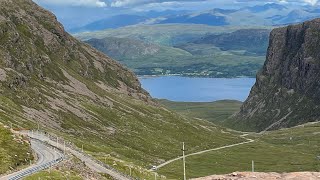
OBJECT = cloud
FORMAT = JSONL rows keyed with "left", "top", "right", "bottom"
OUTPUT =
{"left": 110, "top": 0, "right": 205, "bottom": 7}
{"left": 34, "top": 0, "right": 319, "bottom": 9}
{"left": 33, "top": 0, "right": 107, "bottom": 7}
{"left": 111, "top": 0, "right": 147, "bottom": 7}
{"left": 279, "top": 0, "right": 319, "bottom": 5}
{"left": 302, "top": 0, "right": 318, "bottom": 5}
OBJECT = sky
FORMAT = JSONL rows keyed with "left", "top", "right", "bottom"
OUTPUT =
{"left": 33, "top": 0, "right": 319, "bottom": 8}
{"left": 33, "top": 0, "right": 320, "bottom": 30}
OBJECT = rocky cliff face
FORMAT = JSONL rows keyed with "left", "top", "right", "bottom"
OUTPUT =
{"left": 233, "top": 18, "right": 320, "bottom": 132}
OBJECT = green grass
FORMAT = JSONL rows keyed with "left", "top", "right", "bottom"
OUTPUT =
{"left": 24, "top": 157, "right": 112, "bottom": 180}
{"left": 0, "top": 125, "right": 33, "bottom": 174}
{"left": 57, "top": 99, "right": 244, "bottom": 176}
{"left": 158, "top": 100, "right": 242, "bottom": 123}
{"left": 24, "top": 170, "right": 83, "bottom": 180}
{"left": 158, "top": 122, "right": 320, "bottom": 179}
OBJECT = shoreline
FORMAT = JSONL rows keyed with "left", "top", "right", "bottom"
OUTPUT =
{"left": 138, "top": 75, "right": 255, "bottom": 79}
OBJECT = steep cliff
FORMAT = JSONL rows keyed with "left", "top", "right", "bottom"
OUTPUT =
{"left": 233, "top": 18, "right": 320, "bottom": 132}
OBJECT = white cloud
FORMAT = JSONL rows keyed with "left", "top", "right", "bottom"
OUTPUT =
{"left": 34, "top": 0, "right": 320, "bottom": 8}
{"left": 110, "top": 0, "right": 206, "bottom": 7}
{"left": 277, "top": 0, "right": 319, "bottom": 5}
{"left": 34, "top": 0, "right": 107, "bottom": 7}
{"left": 111, "top": 0, "right": 159, "bottom": 7}
{"left": 303, "top": 0, "right": 318, "bottom": 5}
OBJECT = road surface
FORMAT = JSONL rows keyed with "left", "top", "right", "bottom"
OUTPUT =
{"left": 155, "top": 134, "right": 254, "bottom": 169}
{"left": 0, "top": 139, "right": 64, "bottom": 180}
{"left": 23, "top": 131, "right": 131, "bottom": 180}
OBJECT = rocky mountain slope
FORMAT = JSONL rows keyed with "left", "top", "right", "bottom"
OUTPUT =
{"left": 232, "top": 18, "right": 320, "bottom": 132}
{"left": 0, "top": 0, "right": 243, "bottom": 178}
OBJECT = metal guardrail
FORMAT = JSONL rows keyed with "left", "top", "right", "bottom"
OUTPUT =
{"left": 30, "top": 131, "right": 135, "bottom": 180}
{"left": 8, "top": 157, "right": 64, "bottom": 180}
{"left": 6, "top": 137, "right": 65, "bottom": 180}
{"left": 34, "top": 130, "right": 134, "bottom": 180}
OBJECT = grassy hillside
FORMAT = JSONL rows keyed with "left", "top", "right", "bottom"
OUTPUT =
{"left": 0, "top": 1, "right": 245, "bottom": 179}
{"left": 0, "top": 125, "right": 33, "bottom": 174}
{"left": 158, "top": 100, "right": 242, "bottom": 123}
{"left": 158, "top": 122, "right": 320, "bottom": 179}
{"left": 25, "top": 170, "right": 83, "bottom": 180}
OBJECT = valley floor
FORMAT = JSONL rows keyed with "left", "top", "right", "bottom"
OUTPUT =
{"left": 157, "top": 100, "right": 320, "bottom": 179}
{"left": 157, "top": 121, "right": 320, "bottom": 179}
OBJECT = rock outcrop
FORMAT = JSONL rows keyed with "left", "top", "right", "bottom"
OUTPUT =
{"left": 233, "top": 18, "right": 320, "bottom": 132}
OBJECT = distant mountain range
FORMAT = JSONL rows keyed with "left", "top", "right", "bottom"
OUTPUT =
{"left": 85, "top": 29, "right": 268, "bottom": 78}
{"left": 71, "top": 3, "right": 320, "bottom": 33}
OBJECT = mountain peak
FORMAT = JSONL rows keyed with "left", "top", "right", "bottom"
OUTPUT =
{"left": 246, "top": 3, "right": 287, "bottom": 13}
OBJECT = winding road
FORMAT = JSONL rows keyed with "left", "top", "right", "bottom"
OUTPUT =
{"left": 23, "top": 131, "right": 132, "bottom": 180}
{"left": 0, "top": 139, "right": 64, "bottom": 180}
{"left": 155, "top": 134, "right": 254, "bottom": 169}
{"left": 0, "top": 131, "right": 254, "bottom": 179}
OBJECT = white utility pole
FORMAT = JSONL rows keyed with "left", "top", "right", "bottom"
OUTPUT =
{"left": 64, "top": 141, "right": 66, "bottom": 155}
{"left": 182, "top": 142, "right": 186, "bottom": 180}
{"left": 252, "top": 160, "right": 254, "bottom": 172}
{"left": 154, "top": 172, "right": 157, "bottom": 180}
{"left": 49, "top": 163, "right": 51, "bottom": 174}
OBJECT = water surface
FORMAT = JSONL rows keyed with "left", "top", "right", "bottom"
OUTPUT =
{"left": 139, "top": 76, "right": 255, "bottom": 102}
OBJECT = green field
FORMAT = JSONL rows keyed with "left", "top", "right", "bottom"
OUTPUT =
{"left": 24, "top": 170, "right": 83, "bottom": 180}
{"left": 158, "top": 122, "right": 320, "bottom": 179}
{"left": 158, "top": 100, "right": 243, "bottom": 124}
{"left": 0, "top": 125, "right": 33, "bottom": 174}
